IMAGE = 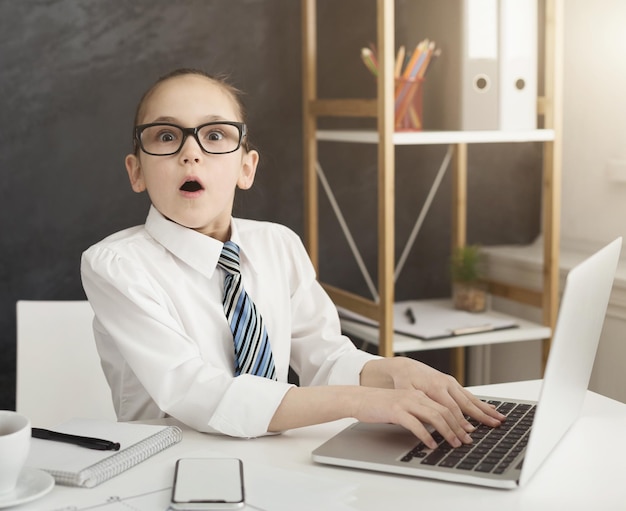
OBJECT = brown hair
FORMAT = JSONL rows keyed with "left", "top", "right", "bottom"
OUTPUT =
{"left": 131, "top": 68, "right": 250, "bottom": 154}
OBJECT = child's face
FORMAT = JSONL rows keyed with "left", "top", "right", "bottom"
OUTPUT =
{"left": 125, "top": 74, "right": 258, "bottom": 240}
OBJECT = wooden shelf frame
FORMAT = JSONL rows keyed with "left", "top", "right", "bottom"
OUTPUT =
{"left": 301, "top": 0, "right": 563, "bottom": 380}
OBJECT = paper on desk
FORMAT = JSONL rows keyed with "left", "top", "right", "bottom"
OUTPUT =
{"left": 26, "top": 461, "right": 359, "bottom": 511}
{"left": 338, "top": 300, "right": 518, "bottom": 340}
{"left": 244, "top": 461, "right": 358, "bottom": 511}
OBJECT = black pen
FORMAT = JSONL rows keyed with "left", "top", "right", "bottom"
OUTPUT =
{"left": 404, "top": 307, "right": 416, "bottom": 324}
{"left": 32, "top": 428, "right": 121, "bottom": 451}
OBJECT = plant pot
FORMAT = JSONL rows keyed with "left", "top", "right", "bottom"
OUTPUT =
{"left": 453, "top": 282, "right": 487, "bottom": 312}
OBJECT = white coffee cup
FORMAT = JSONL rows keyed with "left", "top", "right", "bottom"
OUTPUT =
{"left": 0, "top": 411, "right": 31, "bottom": 494}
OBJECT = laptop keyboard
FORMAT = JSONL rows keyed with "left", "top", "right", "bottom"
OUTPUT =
{"left": 400, "top": 400, "right": 535, "bottom": 475}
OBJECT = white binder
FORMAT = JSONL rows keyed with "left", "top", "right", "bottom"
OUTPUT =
{"left": 461, "top": 0, "right": 499, "bottom": 130}
{"left": 499, "top": 0, "right": 538, "bottom": 130}
{"left": 416, "top": 0, "right": 500, "bottom": 131}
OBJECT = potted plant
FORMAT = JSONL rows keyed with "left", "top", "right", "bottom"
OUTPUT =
{"left": 450, "top": 244, "right": 487, "bottom": 312}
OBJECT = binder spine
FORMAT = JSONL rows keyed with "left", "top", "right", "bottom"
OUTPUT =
{"left": 461, "top": 0, "right": 499, "bottom": 130}
{"left": 499, "top": 0, "right": 538, "bottom": 130}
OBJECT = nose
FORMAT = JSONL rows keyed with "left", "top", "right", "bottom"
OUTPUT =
{"left": 179, "top": 133, "right": 203, "bottom": 163}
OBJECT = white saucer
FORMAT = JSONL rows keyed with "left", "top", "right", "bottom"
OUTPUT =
{"left": 0, "top": 467, "right": 55, "bottom": 508}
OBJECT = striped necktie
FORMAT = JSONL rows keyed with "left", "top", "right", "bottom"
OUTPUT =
{"left": 217, "top": 241, "right": 276, "bottom": 379}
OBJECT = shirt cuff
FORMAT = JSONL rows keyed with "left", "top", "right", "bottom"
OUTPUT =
{"left": 327, "top": 349, "right": 382, "bottom": 386}
{"left": 208, "top": 375, "right": 294, "bottom": 438}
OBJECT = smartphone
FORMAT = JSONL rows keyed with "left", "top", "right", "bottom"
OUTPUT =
{"left": 170, "top": 458, "right": 245, "bottom": 510}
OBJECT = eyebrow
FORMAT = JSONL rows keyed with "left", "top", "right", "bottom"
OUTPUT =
{"left": 149, "top": 115, "right": 232, "bottom": 124}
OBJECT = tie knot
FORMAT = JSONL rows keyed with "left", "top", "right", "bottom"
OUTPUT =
{"left": 218, "top": 240, "right": 241, "bottom": 275}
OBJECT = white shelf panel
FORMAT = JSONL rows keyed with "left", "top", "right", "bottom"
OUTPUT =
{"left": 341, "top": 299, "right": 551, "bottom": 354}
{"left": 317, "top": 129, "right": 556, "bottom": 145}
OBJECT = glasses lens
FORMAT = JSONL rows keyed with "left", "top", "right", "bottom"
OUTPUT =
{"left": 197, "top": 123, "right": 242, "bottom": 154}
{"left": 140, "top": 125, "right": 184, "bottom": 155}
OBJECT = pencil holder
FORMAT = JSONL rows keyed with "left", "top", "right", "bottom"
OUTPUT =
{"left": 394, "top": 77, "right": 424, "bottom": 131}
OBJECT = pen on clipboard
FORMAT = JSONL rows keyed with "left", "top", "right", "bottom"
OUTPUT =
{"left": 404, "top": 307, "right": 416, "bottom": 324}
{"left": 32, "top": 428, "right": 121, "bottom": 451}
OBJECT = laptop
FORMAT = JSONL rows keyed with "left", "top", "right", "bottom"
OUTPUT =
{"left": 313, "top": 238, "right": 622, "bottom": 489}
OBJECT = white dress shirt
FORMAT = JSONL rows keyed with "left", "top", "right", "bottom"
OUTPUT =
{"left": 81, "top": 206, "right": 378, "bottom": 438}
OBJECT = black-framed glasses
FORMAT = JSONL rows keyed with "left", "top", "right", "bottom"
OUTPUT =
{"left": 134, "top": 121, "right": 247, "bottom": 156}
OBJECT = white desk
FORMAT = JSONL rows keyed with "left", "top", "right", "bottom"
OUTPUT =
{"left": 19, "top": 381, "right": 626, "bottom": 511}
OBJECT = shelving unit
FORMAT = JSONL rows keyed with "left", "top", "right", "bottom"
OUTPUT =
{"left": 301, "top": 0, "right": 563, "bottom": 383}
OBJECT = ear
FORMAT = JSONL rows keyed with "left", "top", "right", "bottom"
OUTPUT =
{"left": 125, "top": 154, "right": 146, "bottom": 193}
{"left": 237, "top": 149, "right": 259, "bottom": 190}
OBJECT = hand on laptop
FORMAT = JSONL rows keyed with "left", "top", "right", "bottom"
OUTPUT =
{"left": 358, "top": 357, "right": 506, "bottom": 449}
{"left": 270, "top": 357, "right": 505, "bottom": 449}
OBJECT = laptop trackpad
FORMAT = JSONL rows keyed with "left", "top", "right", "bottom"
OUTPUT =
{"left": 313, "top": 422, "right": 417, "bottom": 465}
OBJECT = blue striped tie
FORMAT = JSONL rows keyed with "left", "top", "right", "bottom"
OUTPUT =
{"left": 218, "top": 241, "right": 276, "bottom": 379}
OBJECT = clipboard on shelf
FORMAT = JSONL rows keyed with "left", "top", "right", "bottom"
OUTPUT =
{"left": 338, "top": 300, "right": 518, "bottom": 340}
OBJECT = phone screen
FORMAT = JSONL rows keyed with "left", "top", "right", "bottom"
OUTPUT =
{"left": 172, "top": 458, "right": 244, "bottom": 509}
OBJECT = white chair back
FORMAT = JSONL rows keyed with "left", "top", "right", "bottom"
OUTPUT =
{"left": 16, "top": 300, "right": 117, "bottom": 427}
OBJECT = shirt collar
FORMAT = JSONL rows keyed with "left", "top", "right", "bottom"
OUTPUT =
{"left": 228, "top": 220, "right": 260, "bottom": 275}
{"left": 144, "top": 206, "right": 259, "bottom": 278}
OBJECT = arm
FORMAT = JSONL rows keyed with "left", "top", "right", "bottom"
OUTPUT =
{"left": 269, "top": 358, "right": 505, "bottom": 449}
{"left": 276, "top": 229, "right": 504, "bottom": 447}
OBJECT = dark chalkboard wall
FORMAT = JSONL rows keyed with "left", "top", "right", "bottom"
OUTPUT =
{"left": 0, "top": 0, "right": 542, "bottom": 410}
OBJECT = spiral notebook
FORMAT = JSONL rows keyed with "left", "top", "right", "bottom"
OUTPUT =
{"left": 26, "top": 418, "right": 183, "bottom": 488}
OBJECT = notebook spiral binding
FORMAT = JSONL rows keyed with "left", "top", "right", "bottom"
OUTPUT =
{"left": 52, "top": 425, "right": 183, "bottom": 488}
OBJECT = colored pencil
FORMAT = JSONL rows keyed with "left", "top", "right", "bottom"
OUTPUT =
{"left": 360, "top": 47, "right": 378, "bottom": 76}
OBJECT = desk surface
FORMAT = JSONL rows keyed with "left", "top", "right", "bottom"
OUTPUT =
{"left": 18, "top": 380, "right": 626, "bottom": 511}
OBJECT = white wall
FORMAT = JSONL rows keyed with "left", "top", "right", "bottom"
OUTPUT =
{"left": 561, "top": 0, "right": 626, "bottom": 246}
{"left": 561, "top": 0, "right": 626, "bottom": 401}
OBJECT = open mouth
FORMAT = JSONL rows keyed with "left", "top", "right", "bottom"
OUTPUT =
{"left": 179, "top": 179, "right": 203, "bottom": 193}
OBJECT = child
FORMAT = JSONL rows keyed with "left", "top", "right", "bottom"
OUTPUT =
{"left": 81, "top": 68, "right": 503, "bottom": 448}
